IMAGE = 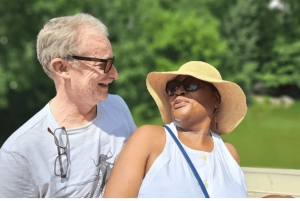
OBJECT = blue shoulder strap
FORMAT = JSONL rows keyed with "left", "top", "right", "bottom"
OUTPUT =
{"left": 164, "top": 125, "right": 210, "bottom": 198}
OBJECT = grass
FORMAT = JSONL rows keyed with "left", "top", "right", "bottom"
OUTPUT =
{"left": 135, "top": 100, "right": 300, "bottom": 170}
{"left": 222, "top": 100, "right": 300, "bottom": 169}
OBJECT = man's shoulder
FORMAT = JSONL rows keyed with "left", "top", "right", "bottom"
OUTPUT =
{"left": 96, "top": 94, "right": 136, "bottom": 134}
{"left": 98, "top": 94, "right": 128, "bottom": 110}
{"left": 1, "top": 104, "right": 49, "bottom": 150}
{"left": 104, "top": 94, "right": 125, "bottom": 104}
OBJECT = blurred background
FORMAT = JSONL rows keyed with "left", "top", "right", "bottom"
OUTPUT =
{"left": 0, "top": 0, "right": 299, "bottom": 169}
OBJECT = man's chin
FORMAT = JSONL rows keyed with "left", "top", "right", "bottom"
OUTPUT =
{"left": 97, "top": 94, "right": 109, "bottom": 103}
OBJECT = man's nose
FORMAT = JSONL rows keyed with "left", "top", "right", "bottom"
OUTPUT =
{"left": 108, "top": 65, "right": 118, "bottom": 80}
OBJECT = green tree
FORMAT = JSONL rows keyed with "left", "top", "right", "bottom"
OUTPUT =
{"left": 0, "top": 0, "right": 86, "bottom": 145}
{"left": 258, "top": 0, "right": 300, "bottom": 98}
{"left": 82, "top": 0, "right": 227, "bottom": 125}
{"left": 208, "top": 0, "right": 263, "bottom": 103}
{"left": 208, "top": 0, "right": 300, "bottom": 99}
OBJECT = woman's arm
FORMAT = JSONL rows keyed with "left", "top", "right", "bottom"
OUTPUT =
{"left": 103, "top": 125, "right": 165, "bottom": 197}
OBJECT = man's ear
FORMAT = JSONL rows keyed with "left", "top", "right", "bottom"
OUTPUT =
{"left": 51, "top": 58, "right": 69, "bottom": 78}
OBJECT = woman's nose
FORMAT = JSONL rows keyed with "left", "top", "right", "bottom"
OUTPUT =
{"left": 174, "top": 85, "right": 186, "bottom": 96}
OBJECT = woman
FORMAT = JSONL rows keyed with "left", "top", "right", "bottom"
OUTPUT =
{"left": 104, "top": 61, "right": 248, "bottom": 198}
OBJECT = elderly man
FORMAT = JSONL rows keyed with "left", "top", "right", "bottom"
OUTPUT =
{"left": 0, "top": 13, "right": 136, "bottom": 198}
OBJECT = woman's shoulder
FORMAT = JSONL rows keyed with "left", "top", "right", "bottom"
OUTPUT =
{"left": 129, "top": 125, "right": 166, "bottom": 152}
{"left": 223, "top": 141, "right": 240, "bottom": 164}
{"left": 133, "top": 125, "right": 166, "bottom": 141}
{"left": 137, "top": 124, "right": 165, "bottom": 131}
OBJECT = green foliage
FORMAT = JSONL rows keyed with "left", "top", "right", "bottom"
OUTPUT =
{"left": 209, "top": 0, "right": 261, "bottom": 100}
{"left": 1, "top": 0, "right": 300, "bottom": 167}
{"left": 258, "top": 36, "right": 300, "bottom": 88}
{"left": 79, "top": 0, "right": 227, "bottom": 122}
{"left": 147, "top": 9, "right": 226, "bottom": 71}
{"left": 0, "top": 67, "right": 8, "bottom": 108}
{"left": 252, "top": 0, "right": 300, "bottom": 94}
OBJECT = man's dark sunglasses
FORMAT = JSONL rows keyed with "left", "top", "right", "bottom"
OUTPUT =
{"left": 70, "top": 55, "right": 115, "bottom": 74}
{"left": 165, "top": 76, "right": 202, "bottom": 96}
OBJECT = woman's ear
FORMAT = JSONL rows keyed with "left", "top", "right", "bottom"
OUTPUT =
{"left": 51, "top": 58, "right": 69, "bottom": 78}
{"left": 214, "top": 91, "right": 221, "bottom": 106}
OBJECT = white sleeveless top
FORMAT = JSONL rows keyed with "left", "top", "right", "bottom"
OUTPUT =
{"left": 138, "top": 122, "right": 247, "bottom": 198}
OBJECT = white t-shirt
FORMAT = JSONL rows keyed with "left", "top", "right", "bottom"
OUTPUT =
{"left": 138, "top": 122, "right": 248, "bottom": 198}
{"left": 0, "top": 94, "right": 136, "bottom": 198}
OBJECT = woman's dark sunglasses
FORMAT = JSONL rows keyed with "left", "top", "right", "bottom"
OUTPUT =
{"left": 165, "top": 76, "right": 202, "bottom": 96}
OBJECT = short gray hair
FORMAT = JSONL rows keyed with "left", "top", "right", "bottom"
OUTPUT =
{"left": 36, "top": 13, "right": 109, "bottom": 79}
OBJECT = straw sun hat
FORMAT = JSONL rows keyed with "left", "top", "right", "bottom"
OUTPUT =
{"left": 146, "top": 61, "right": 247, "bottom": 134}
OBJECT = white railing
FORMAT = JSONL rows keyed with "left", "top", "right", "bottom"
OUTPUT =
{"left": 242, "top": 167, "right": 300, "bottom": 198}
